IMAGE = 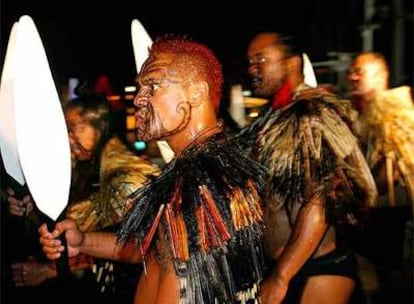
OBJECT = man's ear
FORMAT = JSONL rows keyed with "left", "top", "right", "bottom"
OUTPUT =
{"left": 189, "top": 81, "right": 209, "bottom": 107}
{"left": 377, "top": 70, "right": 389, "bottom": 89}
{"left": 286, "top": 56, "right": 302, "bottom": 74}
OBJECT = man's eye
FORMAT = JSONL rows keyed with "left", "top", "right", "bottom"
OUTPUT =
{"left": 73, "top": 126, "right": 85, "bottom": 133}
{"left": 151, "top": 83, "right": 161, "bottom": 93}
{"left": 249, "top": 57, "right": 266, "bottom": 65}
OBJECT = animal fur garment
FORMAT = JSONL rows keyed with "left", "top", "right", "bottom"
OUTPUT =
{"left": 358, "top": 86, "right": 414, "bottom": 210}
{"left": 236, "top": 87, "right": 378, "bottom": 226}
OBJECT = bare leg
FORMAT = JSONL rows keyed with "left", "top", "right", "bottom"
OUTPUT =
{"left": 301, "top": 275, "right": 355, "bottom": 304}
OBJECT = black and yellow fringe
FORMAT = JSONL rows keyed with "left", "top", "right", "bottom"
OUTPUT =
{"left": 118, "top": 132, "right": 266, "bottom": 303}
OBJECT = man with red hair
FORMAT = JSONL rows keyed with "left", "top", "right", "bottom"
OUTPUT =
{"left": 39, "top": 36, "right": 267, "bottom": 304}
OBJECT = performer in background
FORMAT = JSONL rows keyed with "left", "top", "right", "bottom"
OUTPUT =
{"left": 348, "top": 52, "right": 414, "bottom": 209}
{"left": 347, "top": 51, "right": 414, "bottom": 304}
{"left": 236, "top": 31, "right": 378, "bottom": 304}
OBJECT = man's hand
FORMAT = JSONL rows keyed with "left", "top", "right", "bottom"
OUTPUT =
{"left": 6, "top": 187, "right": 34, "bottom": 217}
{"left": 38, "top": 219, "right": 84, "bottom": 259}
{"left": 11, "top": 256, "right": 55, "bottom": 287}
{"left": 260, "top": 275, "right": 289, "bottom": 304}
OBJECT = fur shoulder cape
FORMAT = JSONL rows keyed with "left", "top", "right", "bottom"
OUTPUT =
{"left": 237, "top": 88, "right": 378, "bottom": 224}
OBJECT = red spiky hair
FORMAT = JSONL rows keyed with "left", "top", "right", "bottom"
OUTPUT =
{"left": 150, "top": 35, "right": 223, "bottom": 112}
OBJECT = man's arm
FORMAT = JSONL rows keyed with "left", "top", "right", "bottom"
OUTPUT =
{"left": 39, "top": 219, "right": 142, "bottom": 264}
{"left": 273, "top": 197, "right": 328, "bottom": 284}
{"left": 261, "top": 197, "right": 328, "bottom": 303}
{"left": 80, "top": 230, "right": 142, "bottom": 263}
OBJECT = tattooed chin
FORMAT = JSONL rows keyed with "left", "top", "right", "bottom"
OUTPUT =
{"left": 136, "top": 122, "right": 166, "bottom": 141}
{"left": 136, "top": 126, "right": 153, "bottom": 141}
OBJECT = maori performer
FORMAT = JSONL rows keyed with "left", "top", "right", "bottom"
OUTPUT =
{"left": 348, "top": 52, "right": 414, "bottom": 210}
{"left": 237, "top": 31, "right": 378, "bottom": 303}
{"left": 40, "top": 36, "right": 266, "bottom": 304}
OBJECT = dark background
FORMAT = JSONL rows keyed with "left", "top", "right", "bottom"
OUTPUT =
{"left": 1, "top": 0, "right": 413, "bottom": 95}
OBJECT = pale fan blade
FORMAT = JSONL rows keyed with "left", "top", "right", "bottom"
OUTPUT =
{"left": 0, "top": 22, "right": 25, "bottom": 185}
{"left": 14, "top": 15, "right": 71, "bottom": 221}
{"left": 131, "top": 19, "right": 153, "bottom": 73}
{"left": 303, "top": 53, "right": 318, "bottom": 88}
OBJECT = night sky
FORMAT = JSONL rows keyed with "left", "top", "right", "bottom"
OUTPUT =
{"left": 1, "top": 0, "right": 412, "bottom": 93}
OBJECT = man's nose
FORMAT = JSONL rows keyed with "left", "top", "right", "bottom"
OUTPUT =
{"left": 133, "top": 89, "right": 148, "bottom": 108}
{"left": 248, "top": 64, "right": 258, "bottom": 76}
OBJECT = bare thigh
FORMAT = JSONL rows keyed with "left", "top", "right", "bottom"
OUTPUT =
{"left": 301, "top": 275, "right": 355, "bottom": 304}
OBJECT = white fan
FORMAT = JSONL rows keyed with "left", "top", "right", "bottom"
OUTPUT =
{"left": 13, "top": 15, "right": 71, "bottom": 221}
{"left": 0, "top": 22, "right": 25, "bottom": 186}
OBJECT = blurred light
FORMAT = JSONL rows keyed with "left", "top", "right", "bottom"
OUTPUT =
{"left": 68, "top": 78, "right": 79, "bottom": 99}
{"left": 124, "top": 86, "right": 136, "bottom": 92}
{"left": 126, "top": 115, "right": 135, "bottom": 130}
{"left": 126, "top": 106, "right": 135, "bottom": 114}
{"left": 248, "top": 111, "right": 259, "bottom": 118}
{"left": 243, "top": 97, "right": 268, "bottom": 108}
{"left": 124, "top": 94, "right": 135, "bottom": 100}
{"left": 243, "top": 90, "right": 252, "bottom": 97}
{"left": 133, "top": 140, "right": 147, "bottom": 151}
{"left": 107, "top": 95, "right": 121, "bottom": 101}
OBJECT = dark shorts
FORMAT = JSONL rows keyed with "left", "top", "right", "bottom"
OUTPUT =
{"left": 267, "top": 249, "right": 359, "bottom": 303}
{"left": 296, "top": 248, "right": 359, "bottom": 281}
